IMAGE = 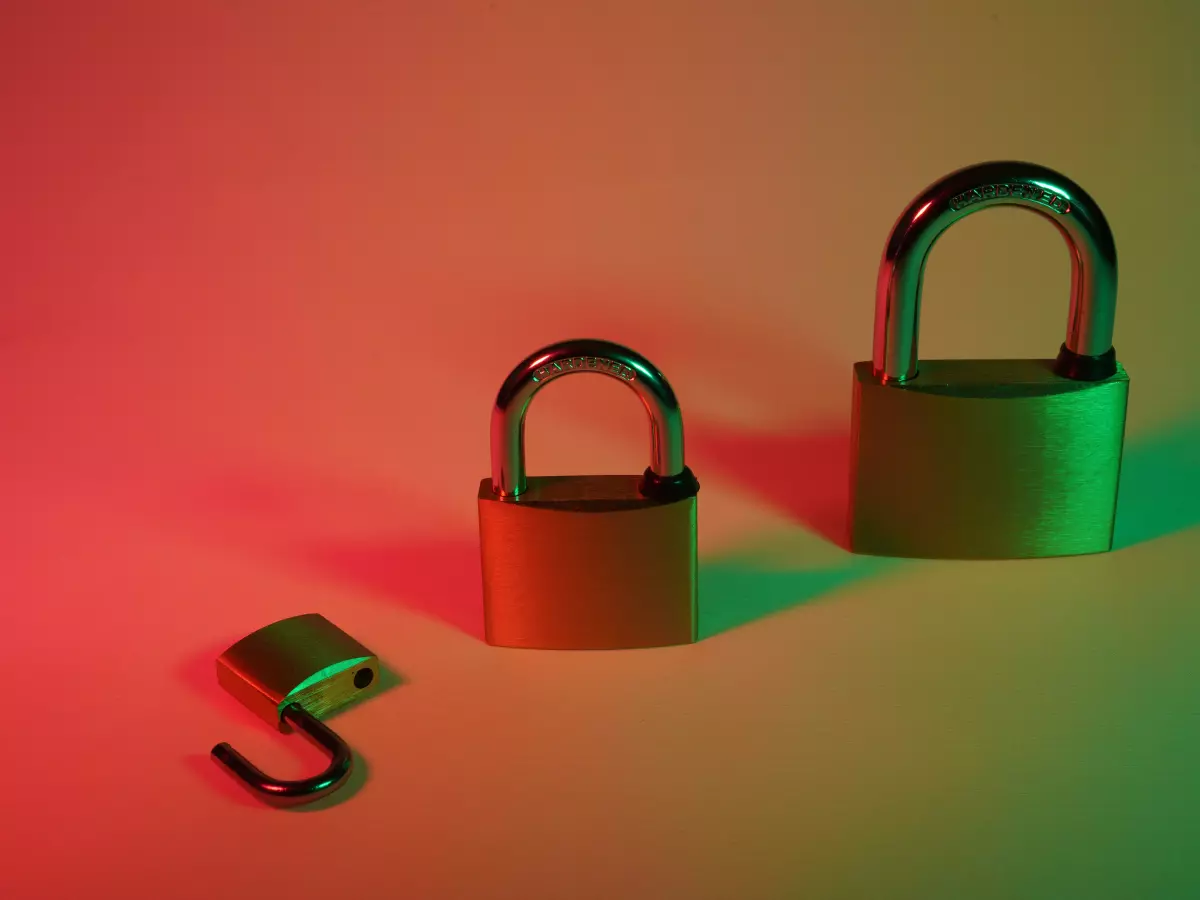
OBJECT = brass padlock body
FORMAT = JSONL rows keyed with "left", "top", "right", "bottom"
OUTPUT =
{"left": 215, "top": 613, "right": 380, "bottom": 728}
{"left": 478, "top": 474, "right": 697, "bottom": 650}
{"left": 849, "top": 359, "right": 1129, "bottom": 558}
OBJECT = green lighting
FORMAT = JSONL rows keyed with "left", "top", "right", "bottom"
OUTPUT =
{"left": 281, "top": 656, "right": 370, "bottom": 711}
{"left": 1032, "top": 179, "right": 1070, "bottom": 201}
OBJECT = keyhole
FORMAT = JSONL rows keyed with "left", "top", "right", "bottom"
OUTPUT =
{"left": 353, "top": 667, "right": 374, "bottom": 689}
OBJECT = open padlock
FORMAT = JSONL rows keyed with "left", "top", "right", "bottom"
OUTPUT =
{"left": 209, "top": 613, "right": 381, "bottom": 805}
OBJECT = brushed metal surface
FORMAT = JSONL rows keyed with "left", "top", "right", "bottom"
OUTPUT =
{"left": 848, "top": 359, "right": 1129, "bottom": 559}
{"left": 214, "top": 613, "right": 379, "bottom": 728}
{"left": 478, "top": 475, "right": 698, "bottom": 650}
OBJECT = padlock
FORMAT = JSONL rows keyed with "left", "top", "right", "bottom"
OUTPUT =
{"left": 477, "top": 338, "right": 700, "bottom": 650}
{"left": 848, "top": 160, "right": 1129, "bottom": 559}
{"left": 209, "top": 613, "right": 381, "bottom": 804}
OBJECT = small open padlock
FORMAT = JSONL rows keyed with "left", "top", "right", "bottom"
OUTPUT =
{"left": 477, "top": 338, "right": 700, "bottom": 650}
{"left": 210, "top": 613, "right": 381, "bottom": 804}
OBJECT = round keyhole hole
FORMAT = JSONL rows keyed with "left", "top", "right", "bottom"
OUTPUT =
{"left": 353, "top": 667, "right": 374, "bottom": 689}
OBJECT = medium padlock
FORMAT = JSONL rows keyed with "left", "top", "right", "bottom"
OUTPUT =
{"left": 848, "top": 160, "right": 1129, "bottom": 559}
{"left": 477, "top": 339, "right": 700, "bottom": 650}
{"left": 209, "top": 613, "right": 381, "bottom": 803}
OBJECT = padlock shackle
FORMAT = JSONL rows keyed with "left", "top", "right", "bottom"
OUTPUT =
{"left": 211, "top": 703, "right": 353, "bottom": 804}
{"left": 873, "top": 160, "right": 1119, "bottom": 384}
{"left": 489, "top": 339, "right": 690, "bottom": 498}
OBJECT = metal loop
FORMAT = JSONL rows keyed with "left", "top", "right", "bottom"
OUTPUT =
{"left": 873, "top": 160, "right": 1118, "bottom": 383}
{"left": 489, "top": 339, "right": 687, "bottom": 497}
{"left": 211, "top": 703, "right": 353, "bottom": 803}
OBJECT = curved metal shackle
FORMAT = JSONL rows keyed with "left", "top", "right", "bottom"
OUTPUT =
{"left": 211, "top": 703, "right": 353, "bottom": 804}
{"left": 489, "top": 338, "right": 692, "bottom": 498}
{"left": 873, "top": 160, "right": 1118, "bottom": 383}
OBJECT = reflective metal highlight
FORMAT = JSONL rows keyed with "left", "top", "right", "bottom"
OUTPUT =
{"left": 489, "top": 338, "right": 687, "bottom": 497}
{"left": 211, "top": 703, "right": 353, "bottom": 802}
{"left": 873, "top": 160, "right": 1118, "bottom": 383}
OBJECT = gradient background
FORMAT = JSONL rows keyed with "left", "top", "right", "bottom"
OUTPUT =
{"left": 3, "top": 2, "right": 1199, "bottom": 898}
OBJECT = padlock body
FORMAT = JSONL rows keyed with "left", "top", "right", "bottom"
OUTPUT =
{"left": 848, "top": 358, "right": 1129, "bottom": 559}
{"left": 477, "top": 475, "right": 698, "bottom": 649}
{"left": 215, "top": 613, "right": 379, "bottom": 728}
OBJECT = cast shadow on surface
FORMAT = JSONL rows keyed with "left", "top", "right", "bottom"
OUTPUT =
{"left": 685, "top": 413, "right": 1200, "bottom": 639}
{"left": 686, "top": 423, "right": 852, "bottom": 550}
{"left": 295, "top": 538, "right": 487, "bottom": 641}
{"left": 698, "top": 545, "right": 893, "bottom": 639}
{"left": 1113, "top": 415, "right": 1200, "bottom": 549}
{"left": 683, "top": 419, "right": 895, "bottom": 638}
{"left": 160, "top": 468, "right": 490, "bottom": 641}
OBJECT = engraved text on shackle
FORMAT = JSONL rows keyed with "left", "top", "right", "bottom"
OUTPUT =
{"left": 531, "top": 357, "right": 636, "bottom": 384}
{"left": 949, "top": 183, "right": 1072, "bottom": 214}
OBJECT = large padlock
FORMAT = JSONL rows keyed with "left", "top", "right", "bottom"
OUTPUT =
{"left": 477, "top": 338, "right": 700, "bottom": 650}
{"left": 209, "top": 613, "right": 381, "bottom": 804}
{"left": 848, "top": 160, "right": 1130, "bottom": 559}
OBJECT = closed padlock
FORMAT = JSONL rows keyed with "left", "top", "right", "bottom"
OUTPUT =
{"left": 848, "top": 160, "right": 1129, "bottom": 559}
{"left": 210, "top": 613, "right": 381, "bottom": 804}
{"left": 477, "top": 339, "right": 700, "bottom": 650}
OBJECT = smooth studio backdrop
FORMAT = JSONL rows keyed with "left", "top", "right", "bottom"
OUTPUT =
{"left": 2, "top": 3, "right": 1198, "bottom": 898}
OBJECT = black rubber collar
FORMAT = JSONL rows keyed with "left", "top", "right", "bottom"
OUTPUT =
{"left": 639, "top": 466, "right": 700, "bottom": 503}
{"left": 1054, "top": 343, "right": 1117, "bottom": 381}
